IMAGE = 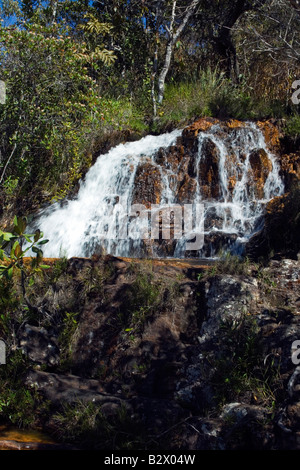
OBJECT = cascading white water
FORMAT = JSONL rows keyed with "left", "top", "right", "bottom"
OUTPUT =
{"left": 31, "top": 122, "right": 284, "bottom": 259}
{"left": 32, "top": 129, "right": 182, "bottom": 258}
{"left": 191, "top": 122, "right": 285, "bottom": 255}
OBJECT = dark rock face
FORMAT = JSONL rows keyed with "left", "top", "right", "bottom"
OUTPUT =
{"left": 19, "top": 254, "right": 300, "bottom": 450}
{"left": 198, "top": 138, "right": 221, "bottom": 199}
{"left": 19, "top": 324, "right": 60, "bottom": 367}
{"left": 247, "top": 186, "right": 300, "bottom": 260}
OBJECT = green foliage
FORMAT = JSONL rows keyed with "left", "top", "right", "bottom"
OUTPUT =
{"left": 0, "top": 350, "right": 39, "bottom": 427}
{"left": 121, "top": 270, "right": 161, "bottom": 332}
{"left": 214, "top": 252, "right": 251, "bottom": 276}
{"left": 196, "top": 252, "right": 250, "bottom": 280}
{"left": 283, "top": 113, "right": 300, "bottom": 139}
{"left": 58, "top": 311, "right": 79, "bottom": 369}
{"left": 160, "top": 68, "right": 225, "bottom": 125}
{"left": 0, "top": 21, "right": 104, "bottom": 204}
{"left": 157, "top": 68, "right": 281, "bottom": 127}
{"left": 0, "top": 215, "right": 49, "bottom": 280}
{"left": 78, "top": 13, "right": 116, "bottom": 66}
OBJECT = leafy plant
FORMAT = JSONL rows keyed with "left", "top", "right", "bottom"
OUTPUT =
{"left": 0, "top": 216, "right": 49, "bottom": 279}
{"left": 0, "top": 349, "right": 40, "bottom": 427}
{"left": 0, "top": 21, "right": 105, "bottom": 205}
{"left": 0, "top": 215, "right": 49, "bottom": 280}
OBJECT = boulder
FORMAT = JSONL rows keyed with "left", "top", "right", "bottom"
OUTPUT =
{"left": 19, "top": 324, "right": 60, "bottom": 367}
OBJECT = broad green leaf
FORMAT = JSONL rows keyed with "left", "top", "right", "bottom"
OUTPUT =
{"left": 37, "top": 239, "right": 49, "bottom": 245}
{"left": 13, "top": 216, "right": 27, "bottom": 235}
{"left": 1, "top": 232, "right": 15, "bottom": 242}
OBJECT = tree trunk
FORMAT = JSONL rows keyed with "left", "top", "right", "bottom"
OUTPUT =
{"left": 157, "top": 40, "right": 173, "bottom": 104}
{"left": 213, "top": 30, "right": 240, "bottom": 82}
{"left": 50, "top": 0, "right": 58, "bottom": 24}
{"left": 156, "top": 0, "right": 200, "bottom": 106}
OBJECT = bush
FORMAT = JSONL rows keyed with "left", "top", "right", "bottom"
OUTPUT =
{"left": 0, "top": 22, "right": 104, "bottom": 206}
{"left": 283, "top": 113, "right": 300, "bottom": 140}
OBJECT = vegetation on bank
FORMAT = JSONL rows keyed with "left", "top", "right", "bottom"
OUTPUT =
{"left": 0, "top": 0, "right": 299, "bottom": 216}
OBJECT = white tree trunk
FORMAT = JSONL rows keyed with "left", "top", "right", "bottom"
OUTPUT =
{"left": 156, "top": 0, "right": 200, "bottom": 105}
{"left": 157, "top": 40, "right": 174, "bottom": 104}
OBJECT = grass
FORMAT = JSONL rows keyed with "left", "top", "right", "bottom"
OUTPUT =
{"left": 197, "top": 252, "right": 251, "bottom": 280}
{"left": 52, "top": 401, "right": 151, "bottom": 450}
{"left": 283, "top": 112, "right": 300, "bottom": 140}
{"left": 153, "top": 67, "right": 290, "bottom": 131}
{"left": 0, "top": 350, "right": 45, "bottom": 428}
{"left": 210, "top": 314, "right": 281, "bottom": 409}
{"left": 117, "top": 269, "right": 161, "bottom": 333}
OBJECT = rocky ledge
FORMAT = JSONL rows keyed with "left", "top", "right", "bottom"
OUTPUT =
{"left": 17, "top": 252, "right": 300, "bottom": 450}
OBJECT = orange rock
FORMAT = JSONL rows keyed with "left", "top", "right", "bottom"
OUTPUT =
{"left": 186, "top": 117, "right": 219, "bottom": 134}
{"left": 177, "top": 174, "right": 197, "bottom": 203}
{"left": 226, "top": 119, "right": 245, "bottom": 129}
{"left": 228, "top": 175, "right": 237, "bottom": 193}
{"left": 280, "top": 152, "right": 300, "bottom": 188}
{"left": 256, "top": 121, "right": 281, "bottom": 153}
{"left": 132, "top": 162, "right": 162, "bottom": 208}
{"left": 248, "top": 148, "right": 273, "bottom": 198}
{"left": 181, "top": 118, "right": 219, "bottom": 154}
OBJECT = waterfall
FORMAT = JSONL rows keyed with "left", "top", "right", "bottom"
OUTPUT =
{"left": 31, "top": 122, "right": 284, "bottom": 259}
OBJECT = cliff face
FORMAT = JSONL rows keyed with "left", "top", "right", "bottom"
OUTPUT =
{"left": 1, "top": 118, "right": 300, "bottom": 450}
{"left": 15, "top": 251, "right": 300, "bottom": 450}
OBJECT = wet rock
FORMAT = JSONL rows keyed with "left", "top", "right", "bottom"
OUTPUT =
{"left": 198, "top": 138, "right": 221, "bottom": 199}
{"left": 248, "top": 148, "right": 273, "bottom": 199}
{"left": 256, "top": 120, "right": 282, "bottom": 154}
{"left": 132, "top": 162, "right": 162, "bottom": 208}
{"left": 181, "top": 117, "right": 219, "bottom": 153}
{"left": 280, "top": 151, "right": 300, "bottom": 190}
{"left": 177, "top": 174, "right": 197, "bottom": 203}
